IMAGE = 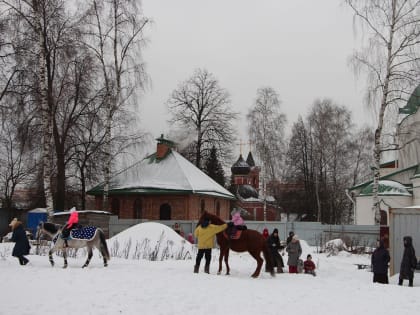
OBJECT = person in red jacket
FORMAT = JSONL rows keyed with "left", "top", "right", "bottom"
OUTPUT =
{"left": 61, "top": 207, "right": 79, "bottom": 247}
{"left": 262, "top": 228, "right": 269, "bottom": 240}
{"left": 304, "top": 254, "right": 316, "bottom": 276}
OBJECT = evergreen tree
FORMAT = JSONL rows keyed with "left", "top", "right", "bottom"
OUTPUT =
{"left": 204, "top": 146, "right": 225, "bottom": 187}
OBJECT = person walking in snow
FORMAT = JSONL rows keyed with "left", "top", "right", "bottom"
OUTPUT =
{"left": 286, "top": 234, "right": 302, "bottom": 273}
{"left": 398, "top": 236, "right": 417, "bottom": 287}
{"left": 371, "top": 239, "right": 390, "bottom": 284}
{"left": 266, "top": 228, "right": 284, "bottom": 273}
{"left": 304, "top": 254, "right": 316, "bottom": 276}
{"left": 193, "top": 218, "right": 227, "bottom": 273}
{"left": 9, "top": 218, "right": 31, "bottom": 266}
{"left": 61, "top": 207, "right": 79, "bottom": 247}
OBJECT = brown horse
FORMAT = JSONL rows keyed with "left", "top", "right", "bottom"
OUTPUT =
{"left": 199, "top": 211, "right": 274, "bottom": 278}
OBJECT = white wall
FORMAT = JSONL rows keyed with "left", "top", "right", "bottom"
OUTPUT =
{"left": 355, "top": 195, "right": 413, "bottom": 225}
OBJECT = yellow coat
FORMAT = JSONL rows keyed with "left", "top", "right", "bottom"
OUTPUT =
{"left": 194, "top": 223, "right": 227, "bottom": 249}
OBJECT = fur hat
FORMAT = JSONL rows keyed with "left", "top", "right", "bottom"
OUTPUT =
{"left": 9, "top": 218, "right": 18, "bottom": 227}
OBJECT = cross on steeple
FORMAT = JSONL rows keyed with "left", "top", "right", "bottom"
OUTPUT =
{"left": 236, "top": 139, "right": 247, "bottom": 155}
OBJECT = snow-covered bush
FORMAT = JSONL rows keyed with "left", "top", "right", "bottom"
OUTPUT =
{"left": 323, "top": 239, "right": 348, "bottom": 257}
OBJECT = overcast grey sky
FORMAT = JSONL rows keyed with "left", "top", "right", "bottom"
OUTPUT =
{"left": 139, "top": 0, "right": 375, "bottom": 156}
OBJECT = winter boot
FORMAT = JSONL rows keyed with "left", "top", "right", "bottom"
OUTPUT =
{"left": 194, "top": 265, "right": 199, "bottom": 273}
{"left": 204, "top": 264, "right": 210, "bottom": 274}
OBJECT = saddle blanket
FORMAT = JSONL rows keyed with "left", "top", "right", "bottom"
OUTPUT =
{"left": 224, "top": 230, "right": 242, "bottom": 240}
{"left": 70, "top": 226, "right": 98, "bottom": 241}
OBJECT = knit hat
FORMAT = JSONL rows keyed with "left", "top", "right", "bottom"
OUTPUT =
{"left": 201, "top": 219, "right": 210, "bottom": 228}
{"left": 289, "top": 231, "right": 294, "bottom": 236}
{"left": 273, "top": 228, "right": 278, "bottom": 234}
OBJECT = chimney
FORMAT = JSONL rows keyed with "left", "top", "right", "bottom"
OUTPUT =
{"left": 156, "top": 134, "right": 175, "bottom": 159}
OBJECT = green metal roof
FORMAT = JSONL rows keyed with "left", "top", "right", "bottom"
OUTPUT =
{"left": 399, "top": 85, "right": 420, "bottom": 116}
{"left": 359, "top": 180, "right": 412, "bottom": 196}
{"left": 348, "top": 164, "right": 419, "bottom": 191}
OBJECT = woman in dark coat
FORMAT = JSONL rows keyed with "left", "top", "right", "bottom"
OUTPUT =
{"left": 9, "top": 218, "right": 31, "bottom": 265}
{"left": 371, "top": 239, "right": 390, "bottom": 284}
{"left": 266, "top": 228, "right": 284, "bottom": 273}
{"left": 398, "top": 236, "right": 417, "bottom": 287}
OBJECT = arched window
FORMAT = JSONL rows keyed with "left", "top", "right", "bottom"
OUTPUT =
{"left": 111, "top": 198, "right": 120, "bottom": 217}
{"left": 216, "top": 201, "right": 221, "bottom": 217}
{"left": 380, "top": 210, "right": 388, "bottom": 225}
{"left": 200, "top": 199, "right": 205, "bottom": 213}
{"left": 133, "top": 199, "right": 142, "bottom": 219}
{"left": 160, "top": 203, "right": 171, "bottom": 220}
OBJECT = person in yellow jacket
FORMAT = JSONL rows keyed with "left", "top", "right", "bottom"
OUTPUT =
{"left": 193, "top": 218, "right": 227, "bottom": 273}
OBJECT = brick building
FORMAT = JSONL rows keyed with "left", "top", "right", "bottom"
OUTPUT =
{"left": 87, "top": 136, "right": 235, "bottom": 221}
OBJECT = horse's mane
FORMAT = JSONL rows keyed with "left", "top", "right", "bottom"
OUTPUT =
{"left": 198, "top": 211, "right": 226, "bottom": 226}
{"left": 42, "top": 222, "right": 60, "bottom": 234}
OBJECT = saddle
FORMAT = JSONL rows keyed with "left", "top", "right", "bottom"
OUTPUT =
{"left": 69, "top": 226, "right": 98, "bottom": 241}
{"left": 224, "top": 226, "right": 245, "bottom": 240}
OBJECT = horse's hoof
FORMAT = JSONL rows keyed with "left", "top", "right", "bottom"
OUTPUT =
{"left": 226, "top": 272, "right": 230, "bottom": 275}
{"left": 104, "top": 263, "right": 108, "bottom": 267}
{"left": 217, "top": 271, "right": 221, "bottom": 275}
{"left": 63, "top": 265, "right": 67, "bottom": 269}
{"left": 82, "top": 264, "right": 87, "bottom": 268}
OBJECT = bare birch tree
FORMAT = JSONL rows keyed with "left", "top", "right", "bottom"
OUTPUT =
{"left": 1, "top": 0, "right": 58, "bottom": 217}
{"left": 345, "top": 0, "right": 420, "bottom": 224}
{"left": 82, "top": 0, "right": 149, "bottom": 210}
{"left": 247, "top": 87, "right": 286, "bottom": 181}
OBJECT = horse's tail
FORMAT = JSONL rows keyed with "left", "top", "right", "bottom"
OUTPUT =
{"left": 99, "top": 229, "right": 110, "bottom": 261}
{"left": 262, "top": 241, "right": 274, "bottom": 276}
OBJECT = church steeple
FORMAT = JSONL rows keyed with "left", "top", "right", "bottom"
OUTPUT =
{"left": 231, "top": 154, "right": 251, "bottom": 175}
{"left": 246, "top": 151, "right": 255, "bottom": 167}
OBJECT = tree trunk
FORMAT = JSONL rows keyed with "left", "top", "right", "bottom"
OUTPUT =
{"left": 34, "top": 0, "right": 54, "bottom": 218}
{"left": 371, "top": 0, "right": 396, "bottom": 225}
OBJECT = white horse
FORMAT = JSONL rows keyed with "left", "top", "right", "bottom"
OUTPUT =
{"left": 36, "top": 222, "right": 110, "bottom": 268}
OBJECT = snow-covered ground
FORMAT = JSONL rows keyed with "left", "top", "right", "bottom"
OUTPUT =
{"left": 1, "top": 222, "right": 419, "bottom": 315}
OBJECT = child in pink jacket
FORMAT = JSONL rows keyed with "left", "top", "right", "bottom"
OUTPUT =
{"left": 228, "top": 212, "right": 247, "bottom": 238}
{"left": 62, "top": 207, "right": 79, "bottom": 247}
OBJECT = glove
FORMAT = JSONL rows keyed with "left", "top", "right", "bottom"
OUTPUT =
{"left": 227, "top": 222, "right": 234, "bottom": 228}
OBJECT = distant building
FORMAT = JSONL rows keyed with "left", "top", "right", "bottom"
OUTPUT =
{"left": 87, "top": 135, "right": 235, "bottom": 221}
{"left": 349, "top": 85, "right": 420, "bottom": 225}
{"left": 230, "top": 152, "right": 278, "bottom": 220}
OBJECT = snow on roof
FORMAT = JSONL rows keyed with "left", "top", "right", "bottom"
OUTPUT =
{"left": 108, "top": 222, "right": 193, "bottom": 260}
{"left": 53, "top": 210, "right": 112, "bottom": 216}
{"left": 91, "top": 150, "right": 234, "bottom": 199}
{"left": 359, "top": 180, "right": 412, "bottom": 196}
